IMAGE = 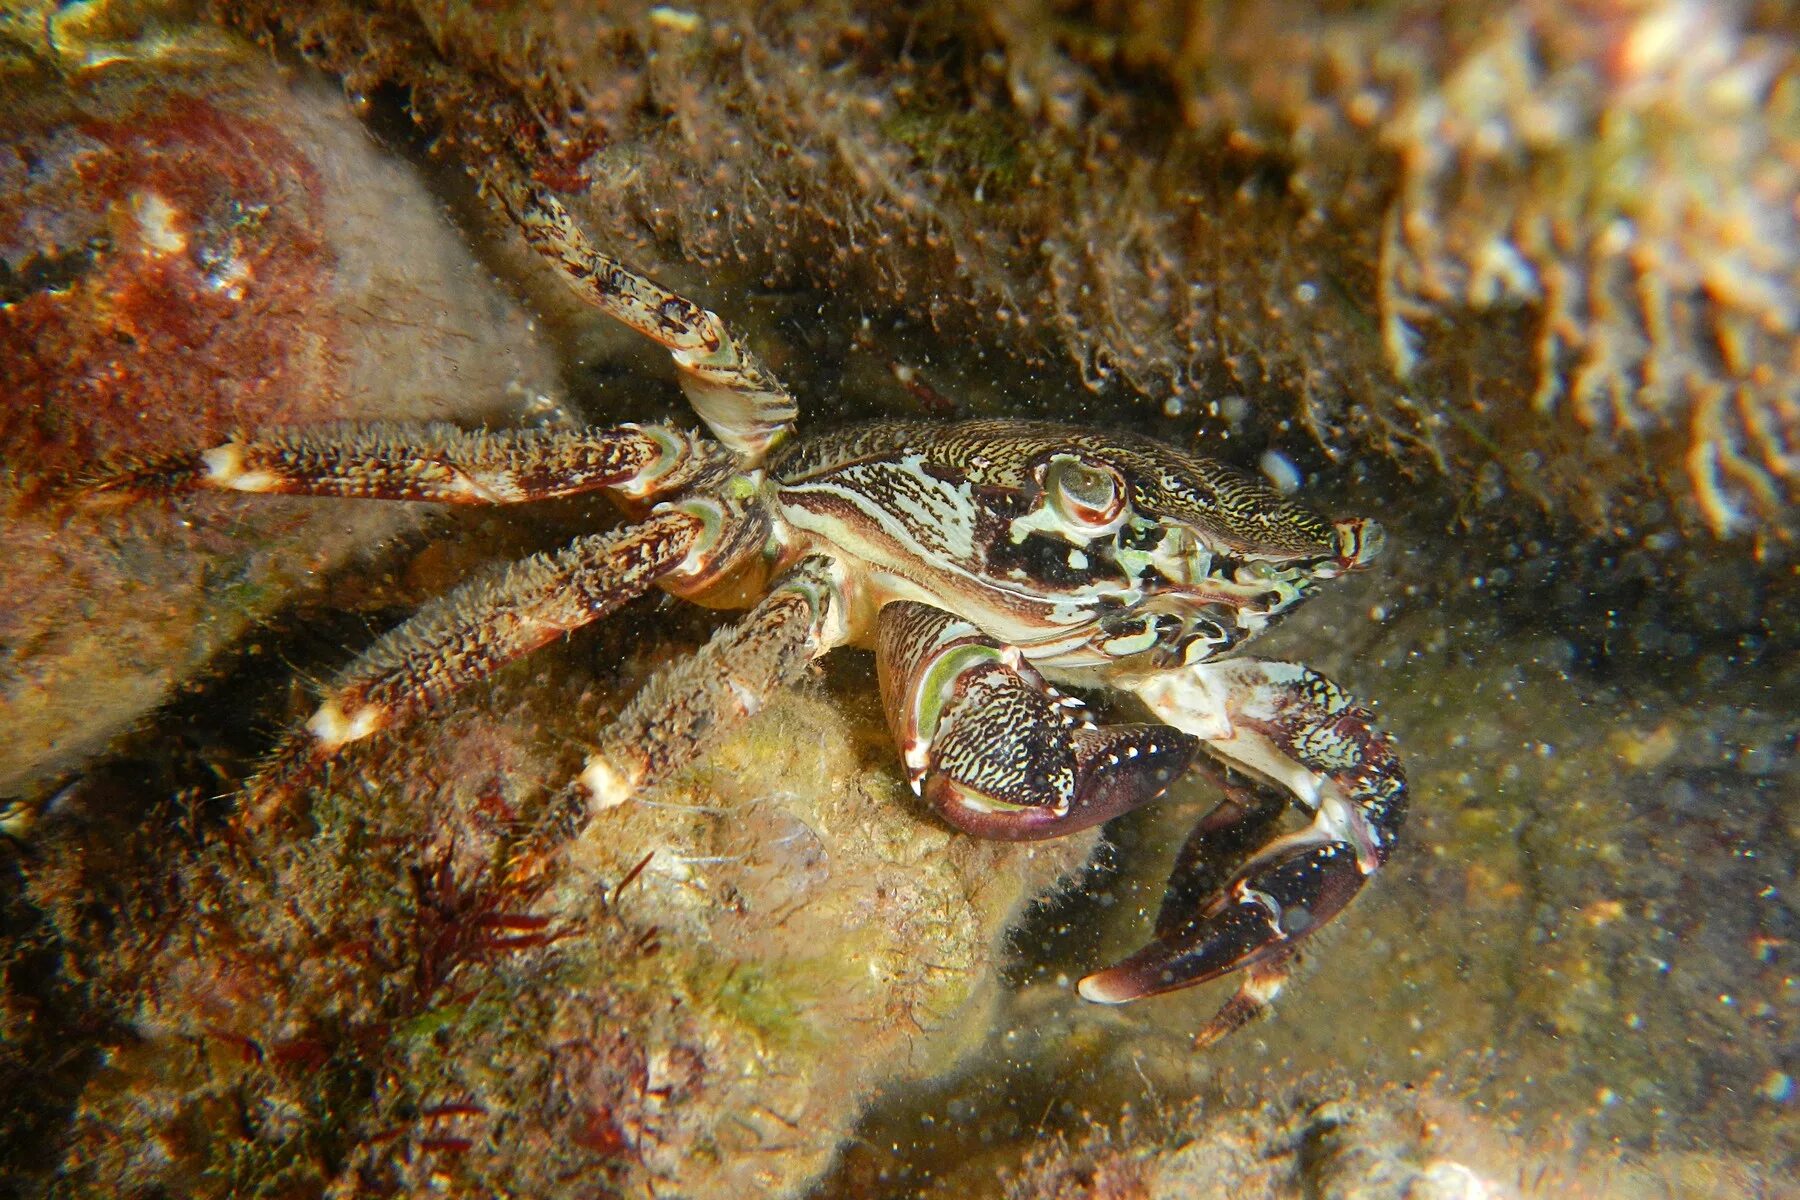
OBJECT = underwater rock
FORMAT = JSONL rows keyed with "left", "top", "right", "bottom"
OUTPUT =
{"left": 0, "top": 14, "right": 555, "bottom": 797}
{"left": 210, "top": 0, "right": 1797, "bottom": 571}
{"left": 42, "top": 616, "right": 1087, "bottom": 1197}
{"left": 1001, "top": 1078, "right": 1799, "bottom": 1200}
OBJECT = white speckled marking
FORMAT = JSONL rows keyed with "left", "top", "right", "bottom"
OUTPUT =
{"left": 202, "top": 444, "right": 282, "bottom": 493}
{"left": 306, "top": 700, "right": 384, "bottom": 748}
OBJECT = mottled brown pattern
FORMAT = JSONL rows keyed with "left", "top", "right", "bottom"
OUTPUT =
{"left": 334, "top": 508, "right": 706, "bottom": 724}
{"left": 234, "top": 508, "right": 707, "bottom": 828}
{"left": 933, "top": 668, "right": 1081, "bottom": 806}
{"left": 89, "top": 422, "right": 714, "bottom": 504}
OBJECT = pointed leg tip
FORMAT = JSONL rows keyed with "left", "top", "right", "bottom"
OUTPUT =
{"left": 1192, "top": 960, "right": 1289, "bottom": 1049}
{"left": 305, "top": 699, "right": 385, "bottom": 750}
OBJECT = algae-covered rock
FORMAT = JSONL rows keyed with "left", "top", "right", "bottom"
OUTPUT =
{"left": 1001, "top": 1078, "right": 1798, "bottom": 1200}
{"left": 209, "top": 0, "right": 1797, "bottom": 571}
{"left": 43, "top": 614, "right": 1086, "bottom": 1198}
{"left": 0, "top": 12, "right": 556, "bottom": 797}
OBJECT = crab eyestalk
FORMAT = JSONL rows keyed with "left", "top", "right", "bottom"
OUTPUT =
{"left": 1006, "top": 451, "right": 1133, "bottom": 546}
{"left": 1331, "top": 516, "right": 1385, "bottom": 574}
{"left": 1041, "top": 453, "right": 1129, "bottom": 537}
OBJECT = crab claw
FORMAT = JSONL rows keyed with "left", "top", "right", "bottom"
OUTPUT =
{"left": 922, "top": 698, "right": 1199, "bottom": 841}
{"left": 878, "top": 601, "right": 1198, "bottom": 841}
{"left": 1097, "top": 657, "right": 1406, "bottom": 1043}
{"left": 1077, "top": 827, "right": 1368, "bottom": 1002}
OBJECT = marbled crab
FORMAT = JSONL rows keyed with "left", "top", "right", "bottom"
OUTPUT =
{"left": 95, "top": 169, "right": 1406, "bottom": 1045}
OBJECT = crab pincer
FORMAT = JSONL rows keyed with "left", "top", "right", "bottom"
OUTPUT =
{"left": 877, "top": 601, "right": 1200, "bottom": 840}
{"left": 1091, "top": 659, "right": 1407, "bottom": 1044}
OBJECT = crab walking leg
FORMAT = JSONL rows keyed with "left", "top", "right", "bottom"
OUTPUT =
{"left": 1085, "top": 659, "right": 1406, "bottom": 1044}
{"left": 83, "top": 422, "right": 712, "bottom": 506}
{"left": 486, "top": 169, "right": 798, "bottom": 463}
{"left": 238, "top": 509, "right": 709, "bottom": 828}
{"left": 575, "top": 555, "right": 848, "bottom": 815}
{"left": 876, "top": 601, "right": 1198, "bottom": 840}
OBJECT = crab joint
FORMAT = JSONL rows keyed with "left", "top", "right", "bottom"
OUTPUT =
{"left": 579, "top": 753, "right": 643, "bottom": 811}
{"left": 306, "top": 699, "right": 387, "bottom": 749}
{"left": 201, "top": 442, "right": 283, "bottom": 493}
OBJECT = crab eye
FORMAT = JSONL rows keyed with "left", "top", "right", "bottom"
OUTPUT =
{"left": 1044, "top": 454, "right": 1128, "bottom": 533}
{"left": 1334, "top": 517, "right": 1385, "bottom": 570}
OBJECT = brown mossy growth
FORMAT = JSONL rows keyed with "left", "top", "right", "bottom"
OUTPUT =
{"left": 0, "top": 19, "right": 554, "bottom": 795}
{"left": 40, "top": 634, "right": 1087, "bottom": 1198}
{"left": 209, "top": 0, "right": 1795, "bottom": 564}
{"left": 1000, "top": 1077, "right": 1800, "bottom": 1200}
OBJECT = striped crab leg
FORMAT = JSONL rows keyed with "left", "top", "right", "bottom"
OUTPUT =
{"left": 80, "top": 422, "right": 714, "bottom": 506}
{"left": 875, "top": 601, "right": 1199, "bottom": 840}
{"left": 240, "top": 508, "right": 718, "bottom": 828}
{"left": 485, "top": 167, "right": 798, "bottom": 464}
{"left": 1092, "top": 658, "right": 1407, "bottom": 1045}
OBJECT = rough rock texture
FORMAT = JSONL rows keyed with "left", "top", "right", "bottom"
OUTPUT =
{"left": 208, "top": 0, "right": 1797, "bottom": 565}
{"left": 10, "top": 538, "right": 1086, "bottom": 1198}
{"left": 0, "top": 9, "right": 556, "bottom": 796}
{"left": 1000, "top": 1079, "right": 1799, "bottom": 1200}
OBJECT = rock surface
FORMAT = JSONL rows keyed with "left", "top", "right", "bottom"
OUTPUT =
{"left": 1, "top": 3, "right": 1794, "bottom": 1198}
{"left": 1000, "top": 1079, "right": 1797, "bottom": 1200}
{"left": 0, "top": 11, "right": 555, "bottom": 796}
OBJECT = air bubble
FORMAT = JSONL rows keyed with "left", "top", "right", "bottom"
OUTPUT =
{"left": 1258, "top": 450, "right": 1303, "bottom": 494}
